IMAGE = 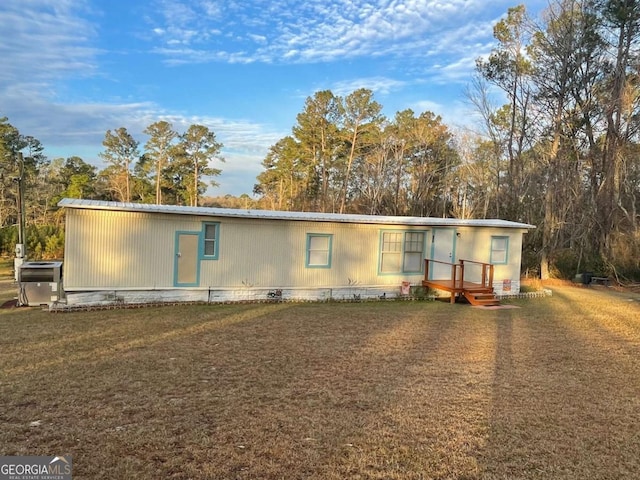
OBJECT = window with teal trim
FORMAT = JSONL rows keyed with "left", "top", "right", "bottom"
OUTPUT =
{"left": 380, "top": 231, "right": 425, "bottom": 273}
{"left": 202, "top": 223, "right": 220, "bottom": 259}
{"left": 306, "top": 234, "right": 332, "bottom": 268}
{"left": 490, "top": 236, "right": 509, "bottom": 264}
{"left": 404, "top": 232, "right": 425, "bottom": 272}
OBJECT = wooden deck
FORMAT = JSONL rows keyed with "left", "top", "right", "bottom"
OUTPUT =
{"left": 421, "top": 259, "right": 500, "bottom": 306}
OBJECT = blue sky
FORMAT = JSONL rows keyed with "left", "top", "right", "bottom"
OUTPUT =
{"left": 0, "top": 0, "right": 546, "bottom": 196}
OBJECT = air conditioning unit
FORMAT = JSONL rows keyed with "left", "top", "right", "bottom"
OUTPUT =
{"left": 18, "top": 261, "right": 64, "bottom": 307}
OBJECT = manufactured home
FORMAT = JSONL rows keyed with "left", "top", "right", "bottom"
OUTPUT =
{"left": 56, "top": 198, "right": 534, "bottom": 306}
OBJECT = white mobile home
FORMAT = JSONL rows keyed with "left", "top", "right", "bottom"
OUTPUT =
{"left": 58, "top": 199, "right": 534, "bottom": 306}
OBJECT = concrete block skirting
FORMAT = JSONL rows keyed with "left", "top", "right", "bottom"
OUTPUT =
{"left": 57, "top": 284, "right": 436, "bottom": 310}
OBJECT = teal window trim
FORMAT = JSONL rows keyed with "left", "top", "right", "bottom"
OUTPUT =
{"left": 490, "top": 236, "right": 509, "bottom": 265}
{"left": 306, "top": 233, "right": 333, "bottom": 268}
{"left": 200, "top": 222, "right": 220, "bottom": 260}
{"left": 378, "top": 230, "right": 427, "bottom": 275}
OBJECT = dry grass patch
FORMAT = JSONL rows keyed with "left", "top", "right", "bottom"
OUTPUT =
{"left": 0, "top": 259, "right": 16, "bottom": 306}
{"left": 1, "top": 287, "right": 640, "bottom": 479}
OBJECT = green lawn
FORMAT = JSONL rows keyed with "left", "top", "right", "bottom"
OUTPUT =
{"left": 1, "top": 284, "right": 639, "bottom": 479}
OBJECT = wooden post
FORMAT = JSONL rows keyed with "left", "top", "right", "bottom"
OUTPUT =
{"left": 451, "top": 263, "right": 457, "bottom": 303}
{"left": 489, "top": 264, "right": 494, "bottom": 289}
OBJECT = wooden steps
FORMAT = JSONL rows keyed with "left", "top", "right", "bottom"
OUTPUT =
{"left": 462, "top": 288, "right": 500, "bottom": 306}
{"left": 423, "top": 259, "right": 500, "bottom": 306}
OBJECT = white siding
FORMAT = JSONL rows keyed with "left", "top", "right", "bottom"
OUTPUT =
{"left": 65, "top": 210, "right": 429, "bottom": 290}
{"left": 65, "top": 209, "right": 199, "bottom": 288}
{"left": 196, "top": 218, "right": 429, "bottom": 288}
{"left": 453, "top": 227, "right": 526, "bottom": 285}
{"left": 64, "top": 208, "right": 528, "bottom": 296}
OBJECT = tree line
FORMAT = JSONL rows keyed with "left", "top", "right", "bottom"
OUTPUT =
{"left": 253, "top": 0, "right": 640, "bottom": 282}
{"left": 88, "top": 122, "right": 224, "bottom": 206}
{"left": 0, "top": 118, "right": 223, "bottom": 258}
{"left": 254, "top": 91, "right": 459, "bottom": 217}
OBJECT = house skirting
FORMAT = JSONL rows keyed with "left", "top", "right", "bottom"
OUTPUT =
{"left": 56, "top": 279, "right": 521, "bottom": 309}
{"left": 60, "top": 284, "right": 436, "bottom": 307}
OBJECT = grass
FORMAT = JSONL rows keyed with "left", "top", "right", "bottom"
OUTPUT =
{"left": 0, "top": 259, "right": 16, "bottom": 306}
{"left": 1, "top": 281, "right": 639, "bottom": 479}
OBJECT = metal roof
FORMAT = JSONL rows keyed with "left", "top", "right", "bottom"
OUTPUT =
{"left": 57, "top": 198, "right": 535, "bottom": 229}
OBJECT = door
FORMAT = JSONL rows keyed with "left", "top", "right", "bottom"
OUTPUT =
{"left": 174, "top": 232, "right": 200, "bottom": 286}
{"left": 429, "top": 228, "right": 456, "bottom": 280}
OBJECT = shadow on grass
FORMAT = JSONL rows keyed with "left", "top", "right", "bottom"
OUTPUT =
{"left": 152, "top": 302, "right": 472, "bottom": 478}
{"left": 481, "top": 287, "right": 640, "bottom": 479}
{"left": 6, "top": 292, "right": 637, "bottom": 479}
{"left": 1, "top": 301, "right": 493, "bottom": 479}
{"left": 0, "top": 303, "right": 294, "bottom": 378}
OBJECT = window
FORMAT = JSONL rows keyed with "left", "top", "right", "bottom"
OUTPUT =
{"left": 404, "top": 232, "right": 424, "bottom": 272}
{"left": 490, "top": 236, "right": 509, "bottom": 264}
{"left": 380, "top": 231, "right": 426, "bottom": 274}
{"left": 380, "top": 232, "right": 402, "bottom": 272}
{"left": 306, "top": 234, "right": 332, "bottom": 268}
{"left": 202, "top": 222, "right": 220, "bottom": 259}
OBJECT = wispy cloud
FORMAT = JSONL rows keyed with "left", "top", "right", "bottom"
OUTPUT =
{"left": 5, "top": 82, "right": 283, "bottom": 168}
{"left": 412, "top": 96, "right": 481, "bottom": 131}
{"left": 146, "top": 0, "right": 524, "bottom": 69}
{"left": 0, "top": 0, "right": 283, "bottom": 193}
{"left": 0, "top": 0, "right": 98, "bottom": 85}
{"left": 330, "top": 77, "right": 408, "bottom": 97}
{"left": 0, "top": 0, "right": 549, "bottom": 195}
{"left": 0, "top": 0, "right": 106, "bottom": 150}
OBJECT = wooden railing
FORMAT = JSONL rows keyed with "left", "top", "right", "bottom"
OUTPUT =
{"left": 424, "top": 258, "right": 494, "bottom": 289}
{"left": 424, "top": 259, "right": 464, "bottom": 288}
{"left": 459, "top": 259, "right": 494, "bottom": 289}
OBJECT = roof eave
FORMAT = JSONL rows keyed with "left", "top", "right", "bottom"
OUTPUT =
{"left": 57, "top": 198, "right": 536, "bottom": 230}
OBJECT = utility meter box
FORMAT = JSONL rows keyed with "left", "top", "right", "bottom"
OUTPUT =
{"left": 18, "top": 261, "right": 63, "bottom": 307}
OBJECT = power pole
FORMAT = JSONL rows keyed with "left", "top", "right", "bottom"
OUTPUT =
{"left": 14, "top": 152, "right": 26, "bottom": 281}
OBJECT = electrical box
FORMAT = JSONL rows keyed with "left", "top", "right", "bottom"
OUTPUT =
{"left": 17, "top": 261, "right": 63, "bottom": 307}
